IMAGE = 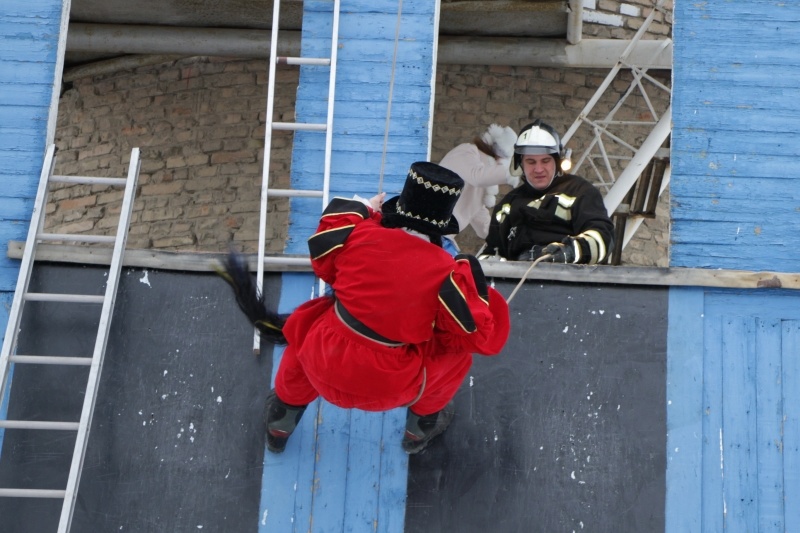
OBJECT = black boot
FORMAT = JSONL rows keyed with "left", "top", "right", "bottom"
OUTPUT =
{"left": 401, "top": 402, "right": 455, "bottom": 454}
{"left": 264, "top": 389, "right": 307, "bottom": 453}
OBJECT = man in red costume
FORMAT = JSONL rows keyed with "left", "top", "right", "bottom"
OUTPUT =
{"left": 221, "top": 162, "right": 510, "bottom": 454}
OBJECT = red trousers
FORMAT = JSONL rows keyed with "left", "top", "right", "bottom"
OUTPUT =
{"left": 274, "top": 297, "right": 474, "bottom": 416}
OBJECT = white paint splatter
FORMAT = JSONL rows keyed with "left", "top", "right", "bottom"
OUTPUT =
{"left": 139, "top": 270, "right": 152, "bottom": 287}
{"left": 570, "top": 471, "right": 576, "bottom": 479}
{"left": 261, "top": 510, "right": 268, "bottom": 525}
{"left": 598, "top": 310, "right": 605, "bottom": 315}
{"left": 562, "top": 326, "right": 569, "bottom": 333}
{"left": 216, "top": 396, "right": 222, "bottom": 404}
{"left": 163, "top": 370, "right": 168, "bottom": 377}
{"left": 469, "top": 376, "right": 474, "bottom": 387}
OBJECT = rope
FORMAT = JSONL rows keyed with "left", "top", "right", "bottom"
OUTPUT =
{"left": 505, "top": 254, "right": 553, "bottom": 304}
{"left": 377, "top": 0, "right": 404, "bottom": 194}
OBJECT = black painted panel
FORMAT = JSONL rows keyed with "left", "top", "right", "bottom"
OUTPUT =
{"left": 405, "top": 280, "right": 667, "bottom": 533}
{"left": 0, "top": 265, "right": 279, "bottom": 533}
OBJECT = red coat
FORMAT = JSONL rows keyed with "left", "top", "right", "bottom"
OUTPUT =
{"left": 276, "top": 198, "right": 510, "bottom": 413}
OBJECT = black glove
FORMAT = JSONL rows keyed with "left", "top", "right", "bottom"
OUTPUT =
{"left": 516, "top": 245, "right": 546, "bottom": 261}
{"left": 541, "top": 238, "right": 577, "bottom": 263}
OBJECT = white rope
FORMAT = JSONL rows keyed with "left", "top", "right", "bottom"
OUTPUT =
{"left": 505, "top": 255, "right": 553, "bottom": 304}
{"left": 377, "top": 0, "right": 404, "bottom": 194}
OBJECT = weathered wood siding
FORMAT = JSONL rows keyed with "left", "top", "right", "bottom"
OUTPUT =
{"left": 668, "top": 2, "right": 800, "bottom": 532}
{"left": 0, "top": 0, "right": 64, "bottom": 341}
{"left": 286, "top": 0, "right": 435, "bottom": 255}
{"left": 261, "top": 1, "right": 438, "bottom": 531}
{"left": 671, "top": 2, "right": 800, "bottom": 271}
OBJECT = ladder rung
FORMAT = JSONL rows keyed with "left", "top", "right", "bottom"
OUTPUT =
{"left": 37, "top": 233, "right": 116, "bottom": 244}
{"left": 272, "top": 122, "right": 327, "bottom": 132}
{"left": 51, "top": 175, "right": 127, "bottom": 186}
{"left": 266, "top": 188, "right": 324, "bottom": 198}
{"left": 10, "top": 355, "right": 92, "bottom": 366}
{"left": 0, "top": 488, "right": 66, "bottom": 499}
{"left": 277, "top": 56, "right": 331, "bottom": 66}
{"left": 24, "top": 293, "right": 104, "bottom": 304}
{"left": 0, "top": 420, "right": 80, "bottom": 430}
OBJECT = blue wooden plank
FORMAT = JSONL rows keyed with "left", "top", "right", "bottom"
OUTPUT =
{"left": 754, "top": 318, "right": 785, "bottom": 532}
{"left": 721, "top": 316, "right": 758, "bottom": 532}
{"left": 675, "top": 68, "right": 800, "bottom": 89}
{"left": 665, "top": 287, "right": 705, "bottom": 533}
{"left": 0, "top": 197, "right": 34, "bottom": 220}
{"left": 310, "top": 0, "right": 434, "bottom": 14}
{"left": 376, "top": 408, "right": 407, "bottom": 532}
{"left": 0, "top": 265, "right": 24, "bottom": 292}
{"left": 669, "top": 245, "right": 798, "bottom": 273}
{"left": 259, "top": 273, "right": 319, "bottom": 533}
{"left": 311, "top": 401, "right": 350, "bottom": 533}
{"left": 671, "top": 129, "right": 800, "bottom": 158}
{"left": 0, "top": 104, "right": 49, "bottom": 125}
{"left": 5, "top": 0, "right": 64, "bottom": 12}
{"left": 341, "top": 409, "right": 380, "bottom": 532}
{"left": 701, "top": 314, "right": 724, "bottom": 533}
{"left": 0, "top": 172, "right": 40, "bottom": 198}
{"left": 299, "top": 99, "right": 437, "bottom": 121}
{"left": 783, "top": 320, "right": 800, "bottom": 533}
{"left": 0, "top": 82, "right": 51, "bottom": 107}
{"left": 0, "top": 60, "right": 57, "bottom": 84}
{"left": 335, "top": 82, "right": 435, "bottom": 104}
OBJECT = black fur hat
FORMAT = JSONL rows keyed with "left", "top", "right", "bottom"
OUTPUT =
{"left": 381, "top": 162, "right": 464, "bottom": 236}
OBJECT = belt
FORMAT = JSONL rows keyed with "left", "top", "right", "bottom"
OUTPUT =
{"left": 334, "top": 300, "right": 405, "bottom": 348}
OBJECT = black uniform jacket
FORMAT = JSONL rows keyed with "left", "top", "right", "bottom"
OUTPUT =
{"left": 484, "top": 173, "right": 614, "bottom": 262}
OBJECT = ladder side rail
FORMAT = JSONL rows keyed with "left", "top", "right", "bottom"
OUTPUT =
{"left": 317, "top": 0, "right": 342, "bottom": 298}
{"left": 254, "top": 0, "right": 285, "bottom": 354}
{"left": 266, "top": 189, "right": 324, "bottom": 198}
{"left": 321, "top": 0, "right": 341, "bottom": 209}
{"left": 0, "top": 145, "right": 57, "bottom": 406}
{"left": 57, "top": 148, "right": 142, "bottom": 533}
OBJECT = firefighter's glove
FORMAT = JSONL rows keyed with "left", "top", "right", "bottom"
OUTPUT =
{"left": 542, "top": 237, "right": 579, "bottom": 264}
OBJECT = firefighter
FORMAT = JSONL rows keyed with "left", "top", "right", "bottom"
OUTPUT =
{"left": 484, "top": 119, "right": 614, "bottom": 264}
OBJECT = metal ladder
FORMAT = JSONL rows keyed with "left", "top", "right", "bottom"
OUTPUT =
{"left": 0, "top": 144, "right": 141, "bottom": 532}
{"left": 253, "top": 0, "right": 342, "bottom": 353}
{"left": 561, "top": 0, "right": 672, "bottom": 259}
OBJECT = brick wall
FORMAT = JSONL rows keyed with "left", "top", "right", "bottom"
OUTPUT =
{"left": 52, "top": 54, "right": 670, "bottom": 266}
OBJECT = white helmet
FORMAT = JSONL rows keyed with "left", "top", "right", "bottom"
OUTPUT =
{"left": 509, "top": 120, "right": 564, "bottom": 177}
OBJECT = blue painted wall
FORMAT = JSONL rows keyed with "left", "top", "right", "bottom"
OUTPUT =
{"left": 261, "top": 1, "right": 438, "bottom": 531}
{"left": 668, "top": 2, "right": 800, "bottom": 531}
{"left": 0, "top": 0, "right": 63, "bottom": 342}
{"left": 670, "top": 2, "right": 800, "bottom": 272}
{"left": 286, "top": 0, "right": 435, "bottom": 254}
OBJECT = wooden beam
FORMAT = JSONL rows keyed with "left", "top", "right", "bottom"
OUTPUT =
{"left": 7, "top": 241, "right": 800, "bottom": 290}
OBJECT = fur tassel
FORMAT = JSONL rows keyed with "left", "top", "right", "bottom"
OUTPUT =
{"left": 216, "top": 251, "right": 289, "bottom": 345}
